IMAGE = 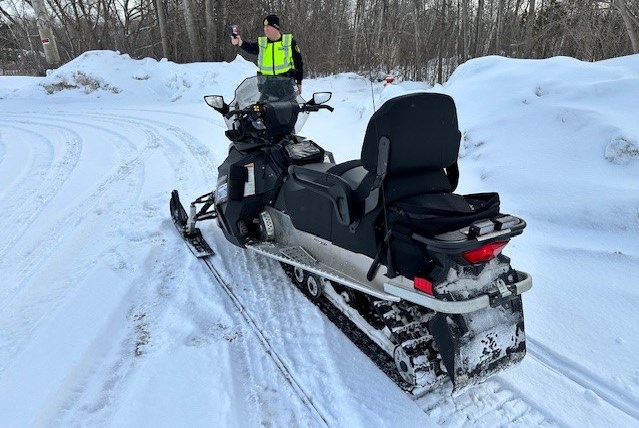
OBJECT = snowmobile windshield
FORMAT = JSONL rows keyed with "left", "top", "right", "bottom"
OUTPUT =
{"left": 224, "top": 75, "right": 308, "bottom": 134}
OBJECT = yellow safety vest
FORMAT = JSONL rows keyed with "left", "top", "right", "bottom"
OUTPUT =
{"left": 257, "top": 34, "right": 295, "bottom": 76}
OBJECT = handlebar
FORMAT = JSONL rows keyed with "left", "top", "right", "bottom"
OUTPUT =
{"left": 224, "top": 107, "right": 252, "bottom": 119}
{"left": 224, "top": 103, "right": 333, "bottom": 119}
{"left": 301, "top": 104, "right": 334, "bottom": 113}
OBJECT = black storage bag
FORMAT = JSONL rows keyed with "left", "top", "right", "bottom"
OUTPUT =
{"left": 282, "top": 140, "right": 325, "bottom": 165}
{"left": 388, "top": 192, "right": 500, "bottom": 238}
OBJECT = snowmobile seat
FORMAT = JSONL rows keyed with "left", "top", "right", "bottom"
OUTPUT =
{"left": 288, "top": 92, "right": 462, "bottom": 227}
{"left": 287, "top": 162, "right": 360, "bottom": 226}
{"left": 360, "top": 92, "right": 461, "bottom": 204}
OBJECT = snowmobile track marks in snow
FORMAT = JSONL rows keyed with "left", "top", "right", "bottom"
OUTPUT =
{"left": 527, "top": 337, "right": 639, "bottom": 420}
{"left": 199, "top": 257, "right": 330, "bottom": 427}
{"left": 416, "top": 379, "right": 559, "bottom": 427}
{"left": 0, "top": 123, "right": 81, "bottom": 260}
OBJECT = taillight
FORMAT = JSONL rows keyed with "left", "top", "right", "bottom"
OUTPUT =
{"left": 414, "top": 276, "right": 433, "bottom": 295}
{"left": 462, "top": 241, "right": 508, "bottom": 264}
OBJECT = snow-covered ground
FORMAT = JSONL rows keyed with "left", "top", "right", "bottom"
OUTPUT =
{"left": 0, "top": 51, "right": 638, "bottom": 428}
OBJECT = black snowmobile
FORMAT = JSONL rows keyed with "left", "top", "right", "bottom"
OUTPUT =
{"left": 170, "top": 75, "right": 532, "bottom": 392}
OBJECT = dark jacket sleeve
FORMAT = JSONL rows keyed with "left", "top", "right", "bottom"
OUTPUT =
{"left": 240, "top": 40, "right": 259, "bottom": 55}
{"left": 292, "top": 38, "right": 304, "bottom": 84}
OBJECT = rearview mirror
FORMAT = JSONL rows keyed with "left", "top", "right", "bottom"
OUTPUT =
{"left": 204, "top": 95, "right": 225, "bottom": 109}
{"left": 312, "top": 92, "right": 331, "bottom": 105}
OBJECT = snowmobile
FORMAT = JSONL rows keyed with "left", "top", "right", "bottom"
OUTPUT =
{"left": 170, "top": 75, "right": 532, "bottom": 392}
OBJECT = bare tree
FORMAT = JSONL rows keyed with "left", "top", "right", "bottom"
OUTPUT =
{"left": 154, "top": 0, "right": 170, "bottom": 59}
{"left": 613, "top": 0, "right": 639, "bottom": 52}
{"left": 31, "top": 0, "right": 61, "bottom": 65}
{"left": 524, "top": 0, "right": 536, "bottom": 55}
{"left": 183, "top": 0, "right": 202, "bottom": 61}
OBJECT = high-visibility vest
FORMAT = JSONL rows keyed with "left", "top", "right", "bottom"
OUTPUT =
{"left": 257, "top": 34, "right": 295, "bottom": 76}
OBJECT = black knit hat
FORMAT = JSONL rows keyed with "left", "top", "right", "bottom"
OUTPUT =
{"left": 263, "top": 14, "right": 280, "bottom": 30}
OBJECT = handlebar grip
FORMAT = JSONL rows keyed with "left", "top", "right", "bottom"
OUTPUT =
{"left": 301, "top": 105, "right": 334, "bottom": 113}
{"left": 225, "top": 109, "right": 245, "bottom": 119}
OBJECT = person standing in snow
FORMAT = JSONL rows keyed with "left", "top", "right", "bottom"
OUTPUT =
{"left": 230, "top": 14, "right": 304, "bottom": 95}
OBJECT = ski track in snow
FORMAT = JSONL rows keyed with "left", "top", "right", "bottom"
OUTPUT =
{"left": 527, "top": 337, "right": 639, "bottom": 420}
{"left": 210, "top": 240, "right": 392, "bottom": 427}
{"left": 416, "top": 380, "right": 557, "bottom": 427}
{"left": 0, "top": 124, "right": 47, "bottom": 201}
{"left": 0, "top": 117, "right": 143, "bottom": 281}
{"left": 0, "top": 110, "right": 217, "bottom": 425}
{"left": 0, "top": 122, "right": 59, "bottom": 239}
{"left": 71, "top": 109, "right": 222, "bottom": 186}
{"left": 46, "top": 242, "right": 190, "bottom": 427}
{"left": 0, "top": 111, "right": 155, "bottom": 382}
{"left": 0, "top": 106, "right": 324, "bottom": 427}
{"left": 204, "top": 256, "right": 330, "bottom": 427}
{"left": 0, "top": 121, "right": 81, "bottom": 302}
{"left": 0, "top": 129, "right": 6, "bottom": 171}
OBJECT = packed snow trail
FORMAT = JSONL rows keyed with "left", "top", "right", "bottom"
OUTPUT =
{"left": 527, "top": 338, "right": 639, "bottom": 420}
{"left": 202, "top": 254, "right": 330, "bottom": 426}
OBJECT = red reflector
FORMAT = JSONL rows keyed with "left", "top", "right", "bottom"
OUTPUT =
{"left": 463, "top": 241, "right": 508, "bottom": 264}
{"left": 414, "top": 277, "right": 433, "bottom": 295}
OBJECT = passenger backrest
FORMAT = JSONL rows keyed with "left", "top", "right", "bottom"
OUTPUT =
{"left": 360, "top": 92, "right": 461, "bottom": 202}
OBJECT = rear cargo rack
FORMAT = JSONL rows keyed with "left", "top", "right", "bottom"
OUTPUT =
{"left": 411, "top": 215, "right": 526, "bottom": 253}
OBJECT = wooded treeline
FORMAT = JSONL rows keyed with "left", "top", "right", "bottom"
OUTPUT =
{"left": 1, "top": 0, "right": 638, "bottom": 82}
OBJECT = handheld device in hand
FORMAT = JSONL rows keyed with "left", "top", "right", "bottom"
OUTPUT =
{"left": 228, "top": 24, "right": 240, "bottom": 38}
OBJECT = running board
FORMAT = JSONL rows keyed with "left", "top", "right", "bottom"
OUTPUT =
{"left": 246, "top": 242, "right": 400, "bottom": 302}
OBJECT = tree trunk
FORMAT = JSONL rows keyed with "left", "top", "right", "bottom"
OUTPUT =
{"left": 155, "top": 0, "right": 170, "bottom": 59}
{"left": 614, "top": 0, "right": 639, "bottom": 53}
{"left": 482, "top": 0, "right": 498, "bottom": 55}
{"left": 183, "top": 0, "right": 202, "bottom": 61}
{"left": 352, "top": 0, "right": 364, "bottom": 68}
{"left": 473, "top": 0, "right": 485, "bottom": 57}
{"left": 437, "top": 0, "right": 446, "bottom": 84}
{"left": 461, "top": 0, "right": 470, "bottom": 60}
{"left": 205, "top": 0, "right": 216, "bottom": 60}
{"left": 31, "top": 0, "right": 61, "bottom": 66}
{"left": 495, "top": 0, "right": 506, "bottom": 54}
{"left": 525, "top": 0, "right": 536, "bottom": 57}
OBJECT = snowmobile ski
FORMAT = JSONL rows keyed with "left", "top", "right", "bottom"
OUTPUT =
{"left": 170, "top": 189, "right": 214, "bottom": 258}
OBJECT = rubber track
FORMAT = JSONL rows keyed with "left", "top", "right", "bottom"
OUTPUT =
{"left": 278, "top": 264, "right": 442, "bottom": 394}
{"left": 280, "top": 266, "right": 409, "bottom": 388}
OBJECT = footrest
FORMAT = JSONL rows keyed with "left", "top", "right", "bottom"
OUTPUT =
{"left": 280, "top": 246, "right": 317, "bottom": 265}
